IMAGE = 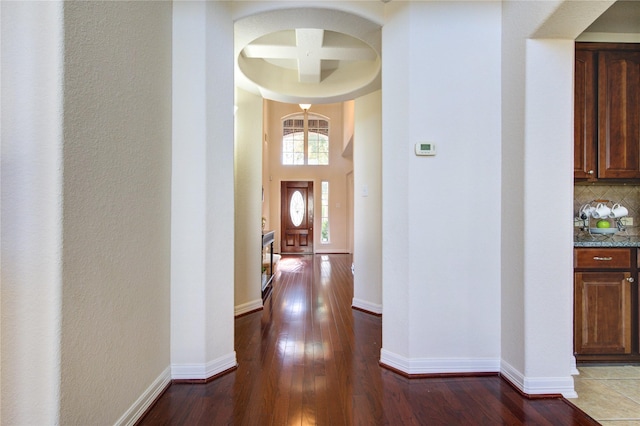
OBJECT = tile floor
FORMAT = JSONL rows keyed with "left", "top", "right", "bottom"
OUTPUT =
{"left": 568, "top": 365, "right": 640, "bottom": 425}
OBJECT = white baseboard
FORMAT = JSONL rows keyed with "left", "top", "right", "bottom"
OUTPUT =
{"left": 115, "top": 366, "right": 171, "bottom": 426}
{"left": 235, "top": 299, "right": 263, "bottom": 316}
{"left": 500, "top": 359, "right": 577, "bottom": 398}
{"left": 314, "top": 248, "right": 349, "bottom": 254}
{"left": 352, "top": 298, "right": 382, "bottom": 315}
{"left": 380, "top": 348, "right": 500, "bottom": 375}
{"left": 570, "top": 355, "right": 579, "bottom": 376}
{"left": 171, "top": 351, "right": 237, "bottom": 381}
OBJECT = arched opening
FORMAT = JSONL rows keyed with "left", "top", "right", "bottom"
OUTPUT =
{"left": 232, "top": 7, "right": 383, "bottom": 317}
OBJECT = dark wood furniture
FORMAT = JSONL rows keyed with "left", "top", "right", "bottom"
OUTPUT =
{"left": 262, "top": 230, "right": 275, "bottom": 300}
{"left": 574, "top": 247, "right": 639, "bottom": 362}
{"left": 574, "top": 43, "right": 640, "bottom": 181}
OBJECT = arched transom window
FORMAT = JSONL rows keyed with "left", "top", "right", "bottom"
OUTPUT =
{"left": 282, "top": 114, "right": 329, "bottom": 165}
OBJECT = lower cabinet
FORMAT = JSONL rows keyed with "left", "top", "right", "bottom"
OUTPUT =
{"left": 574, "top": 247, "right": 639, "bottom": 362}
{"left": 574, "top": 271, "right": 632, "bottom": 354}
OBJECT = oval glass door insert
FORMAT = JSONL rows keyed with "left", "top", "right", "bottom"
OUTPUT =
{"left": 290, "top": 190, "right": 305, "bottom": 227}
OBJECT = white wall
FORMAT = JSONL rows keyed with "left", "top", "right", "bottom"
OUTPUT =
{"left": 380, "top": 1, "right": 412, "bottom": 361}
{"left": 381, "top": 1, "right": 502, "bottom": 374}
{"left": 264, "top": 101, "right": 353, "bottom": 254}
{"left": 171, "top": 0, "right": 208, "bottom": 379}
{"left": 204, "top": 2, "right": 236, "bottom": 369}
{"left": 263, "top": 101, "right": 272, "bottom": 228}
{"left": 353, "top": 90, "right": 382, "bottom": 314}
{"left": 343, "top": 100, "right": 355, "bottom": 154}
{"left": 231, "top": 1, "right": 385, "bottom": 29}
{"left": 4, "top": 3, "right": 627, "bottom": 423}
{"left": 60, "top": 2, "right": 172, "bottom": 423}
{"left": 500, "top": 0, "right": 614, "bottom": 396}
{"left": 1, "top": 2, "right": 64, "bottom": 423}
{"left": 172, "top": 1, "right": 237, "bottom": 381}
{"left": 235, "top": 88, "right": 264, "bottom": 314}
{"left": 2, "top": 2, "right": 173, "bottom": 424}
{"left": 500, "top": 0, "right": 558, "bottom": 383}
{"left": 522, "top": 38, "right": 576, "bottom": 394}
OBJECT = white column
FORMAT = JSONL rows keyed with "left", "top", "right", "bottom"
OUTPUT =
{"left": 523, "top": 39, "right": 576, "bottom": 396}
{"left": 380, "top": 2, "right": 412, "bottom": 364}
{"left": 500, "top": 0, "right": 613, "bottom": 397}
{"left": 353, "top": 90, "right": 383, "bottom": 314}
{"left": 234, "top": 88, "right": 264, "bottom": 315}
{"left": 1, "top": 2, "right": 64, "bottom": 423}
{"left": 171, "top": 1, "right": 236, "bottom": 380}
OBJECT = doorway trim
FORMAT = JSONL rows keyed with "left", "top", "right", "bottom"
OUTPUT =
{"left": 281, "top": 180, "right": 314, "bottom": 254}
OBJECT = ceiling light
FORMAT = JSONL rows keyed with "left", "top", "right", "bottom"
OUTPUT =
{"left": 299, "top": 103, "right": 311, "bottom": 111}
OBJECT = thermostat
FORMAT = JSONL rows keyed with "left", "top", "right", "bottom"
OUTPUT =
{"left": 415, "top": 142, "right": 436, "bottom": 156}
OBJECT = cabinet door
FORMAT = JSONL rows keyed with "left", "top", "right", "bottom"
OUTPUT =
{"left": 598, "top": 51, "right": 640, "bottom": 179}
{"left": 574, "top": 272, "right": 632, "bottom": 355}
{"left": 574, "top": 50, "right": 597, "bottom": 180}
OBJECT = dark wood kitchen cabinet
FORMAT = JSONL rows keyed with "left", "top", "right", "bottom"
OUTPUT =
{"left": 573, "top": 247, "right": 639, "bottom": 362}
{"left": 598, "top": 49, "right": 640, "bottom": 178}
{"left": 574, "top": 49, "right": 597, "bottom": 180}
{"left": 574, "top": 43, "right": 640, "bottom": 181}
{"left": 574, "top": 272, "right": 632, "bottom": 355}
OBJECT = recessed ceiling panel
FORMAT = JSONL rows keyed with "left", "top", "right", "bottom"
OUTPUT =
{"left": 235, "top": 8, "right": 382, "bottom": 104}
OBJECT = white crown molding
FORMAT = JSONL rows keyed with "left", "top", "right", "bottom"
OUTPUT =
{"left": 115, "top": 366, "right": 171, "bottom": 426}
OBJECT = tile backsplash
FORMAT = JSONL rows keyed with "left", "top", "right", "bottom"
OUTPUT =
{"left": 574, "top": 184, "right": 640, "bottom": 235}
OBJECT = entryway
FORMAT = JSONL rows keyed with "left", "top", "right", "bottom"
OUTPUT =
{"left": 281, "top": 181, "right": 314, "bottom": 254}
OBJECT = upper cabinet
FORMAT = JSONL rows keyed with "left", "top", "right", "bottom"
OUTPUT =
{"left": 575, "top": 43, "right": 640, "bottom": 181}
{"left": 574, "top": 49, "right": 597, "bottom": 180}
{"left": 598, "top": 49, "right": 640, "bottom": 178}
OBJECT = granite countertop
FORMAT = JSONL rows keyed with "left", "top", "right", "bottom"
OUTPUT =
{"left": 574, "top": 233, "right": 640, "bottom": 247}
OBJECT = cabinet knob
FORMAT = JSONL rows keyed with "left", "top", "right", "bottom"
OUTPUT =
{"left": 588, "top": 170, "right": 595, "bottom": 175}
{"left": 627, "top": 277, "right": 635, "bottom": 283}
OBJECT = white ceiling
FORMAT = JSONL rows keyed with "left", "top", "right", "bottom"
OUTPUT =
{"left": 242, "top": 29, "right": 378, "bottom": 85}
{"left": 584, "top": 0, "right": 640, "bottom": 33}
{"left": 234, "top": 8, "right": 381, "bottom": 105}
{"left": 234, "top": 1, "right": 638, "bottom": 106}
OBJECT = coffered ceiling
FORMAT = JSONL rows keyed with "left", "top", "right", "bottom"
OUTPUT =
{"left": 234, "top": 8, "right": 382, "bottom": 105}
{"left": 241, "top": 28, "right": 378, "bottom": 85}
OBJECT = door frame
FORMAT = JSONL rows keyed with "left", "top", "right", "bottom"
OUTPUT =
{"left": 280, "top": 180, "right": 314, "bottom": 254}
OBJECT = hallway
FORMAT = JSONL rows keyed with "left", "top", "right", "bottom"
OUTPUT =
{"left": 139, "top": 254, "right": 597, "bottom": 425}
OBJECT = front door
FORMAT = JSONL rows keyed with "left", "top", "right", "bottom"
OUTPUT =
{"left": 281, "top": 181, "right": 313, "bottom": 254}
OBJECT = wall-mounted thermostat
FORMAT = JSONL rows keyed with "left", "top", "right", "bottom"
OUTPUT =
{"left": 415, "top": 142, "right": 437, "bottom": 156}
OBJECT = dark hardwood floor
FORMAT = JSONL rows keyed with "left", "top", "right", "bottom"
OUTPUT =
{"left": 139, "top": 254, "right": 598, "bottom": 425}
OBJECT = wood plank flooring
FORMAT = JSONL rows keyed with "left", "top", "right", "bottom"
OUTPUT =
{"left": 138, "top": 254, "right": 598, "bottom": 425}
